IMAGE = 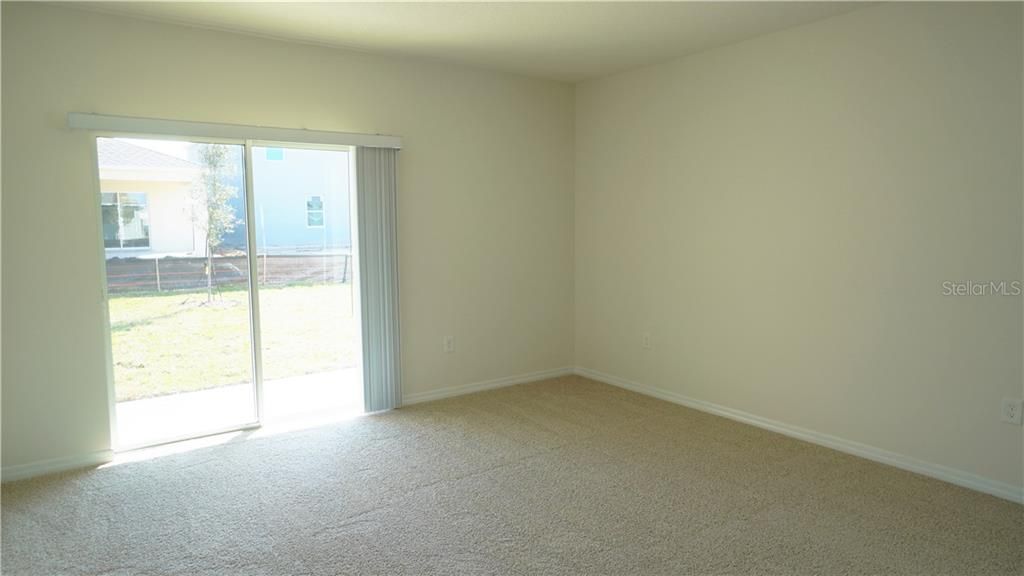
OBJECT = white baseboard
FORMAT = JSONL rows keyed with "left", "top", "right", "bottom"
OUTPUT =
{"left": 402, "top": 366, "right": 575, "bottom": 405}
{"left": 575, "top": 366, "right": 1024, "bottom": 505}
{"left": 2, "top": 449, "right": 114, "bottom": 483}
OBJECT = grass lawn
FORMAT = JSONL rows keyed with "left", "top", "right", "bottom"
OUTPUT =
{"left": 109, "top": 283, "right": 357, "bottom": 402}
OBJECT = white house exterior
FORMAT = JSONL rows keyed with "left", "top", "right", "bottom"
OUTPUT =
{"left": 98, "top": 138, "right": 206, "bottom": 259}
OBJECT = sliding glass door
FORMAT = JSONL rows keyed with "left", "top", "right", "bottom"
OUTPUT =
{"left": 96, "top": 135, "right": 366, "bottom": 449}
{"left": 99, "top": 138, "right": 258, "bottom": 448}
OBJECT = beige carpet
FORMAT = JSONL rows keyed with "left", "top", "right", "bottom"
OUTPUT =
{"left": 2, "top": 376, "right": 1022, "bottom": 575}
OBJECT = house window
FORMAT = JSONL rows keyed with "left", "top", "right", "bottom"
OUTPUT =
{"left": 306, "top": 195, "right": 325, "bottom": 227}
{"left": 102, "top": 192, "right": 150, "bottom": 248}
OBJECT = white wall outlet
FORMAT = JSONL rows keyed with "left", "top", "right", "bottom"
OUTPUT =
{"left": 641, "top": 332, "right": 652, "bottom": 350}
{"left": 1001, "top": 398, "right": 1023, "bottom": 425}
{"left": 443, "top": 336, "right": 455, "bottom": 353}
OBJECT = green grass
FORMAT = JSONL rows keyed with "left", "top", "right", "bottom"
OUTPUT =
{"left": 109, "top": 283, "right": 357, "bottom": 402}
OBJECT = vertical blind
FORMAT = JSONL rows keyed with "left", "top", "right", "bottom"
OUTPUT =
{"left": 356, "top": 147, "right": 402, "bottom": 412}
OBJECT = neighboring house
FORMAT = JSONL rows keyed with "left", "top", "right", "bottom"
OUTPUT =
{"left": 98, "top": 138, "right": 204, "bottom": 259}
{"left": 230, "top": 146, "right": 352, "bottom": 254}
{"left": 99, "top": 140, "right": 351, "bottom": 260}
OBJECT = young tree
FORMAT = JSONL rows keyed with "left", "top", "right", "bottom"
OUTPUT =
{"left": 193, "top": 144, "right": 239, "bottom": 302}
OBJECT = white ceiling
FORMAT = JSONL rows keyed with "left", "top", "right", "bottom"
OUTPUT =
{"left": 77, "top": 2, "right": 865, "bottom": 82}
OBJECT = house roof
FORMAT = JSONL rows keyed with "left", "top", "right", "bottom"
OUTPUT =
{"left": 97, "top": 139, "right": 198, "bottom": 171}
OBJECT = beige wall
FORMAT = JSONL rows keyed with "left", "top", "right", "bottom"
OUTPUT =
{"left": 1, "top": 4, "right": 575, "bottom": 469}
{"left": 575, "top": 3, "right": 1023, "bottom": 491}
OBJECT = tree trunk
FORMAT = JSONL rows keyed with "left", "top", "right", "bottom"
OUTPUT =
{"left": 206, "top": 242, "right": 214, "bottom": 302}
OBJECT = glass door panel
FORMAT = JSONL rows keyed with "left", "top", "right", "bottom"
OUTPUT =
{"left": 97, "top": 137, "right": 258, "bottom": 448}
{"left": 251, "top": 145, "right": 362, "bottom": 421}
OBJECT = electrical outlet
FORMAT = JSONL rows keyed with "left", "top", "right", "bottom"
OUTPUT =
{"left": 642, "top": 332, "right": 652, "bottom": 350}
{"left": 443, "top": 336, "right": 455, "bottom": 354}
{"left": 1001, "top": 398, "right": 1023, "bottom": 425}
